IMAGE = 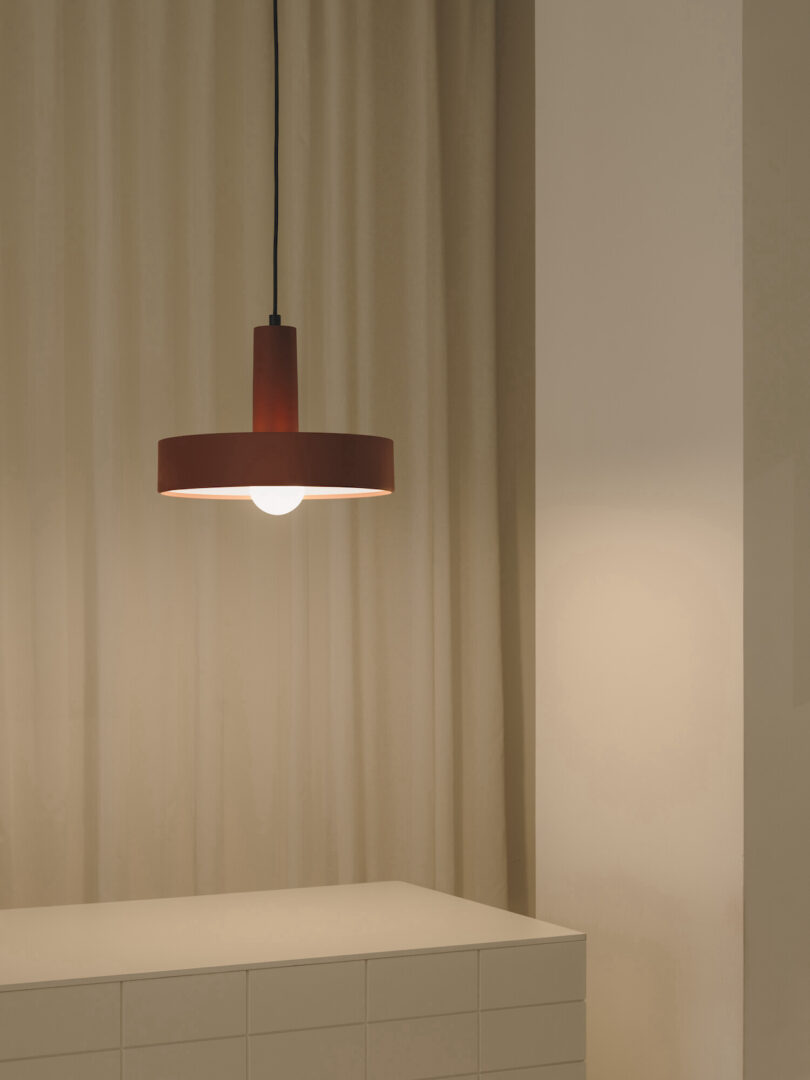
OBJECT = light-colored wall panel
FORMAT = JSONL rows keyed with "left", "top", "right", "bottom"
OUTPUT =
{"left": 122, "top": 971, "right": 245, "bottom": 1046}
{"left": 123, "top": 1036, "right": 245, "bottom": 1080}
{"left": 250, "top": 1024, "right": 364, "bottom": 1080}
{"left": 367, "top": 1012, "right": 478, "bottom": 1080}
{"left": 0, "top": 983, "right": 120, "bottom": 1061}
{"left": 480, "top": 941, "right": 584, "bottom": 1009}
{"left": 743, "top": 5, "right": 810, "bottom": 1077}
{"left": 249, "top": 961, "right": 365, "bottom": 1033}
{"left": 535, "top": 2, "right": 743, "bottom": 1079}
{"left": 367, "top": 951, "right": 477, "bottom": 1021}
{"left": 0, "top": 1050, "right": 120, "bottom": 1080}
{"left": 481, "top": 1002, "right": 584, "bottom": 1073}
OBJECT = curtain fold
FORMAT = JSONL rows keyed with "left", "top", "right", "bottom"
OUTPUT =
{"left": 0, "top": 0, "right": 531, "bottom": 912}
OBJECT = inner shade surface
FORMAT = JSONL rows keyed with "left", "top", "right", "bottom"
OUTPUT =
{"left": 164, "top": 486, "right": 389, "bottom": 500}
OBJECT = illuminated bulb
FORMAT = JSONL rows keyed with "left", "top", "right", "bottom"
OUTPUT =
{"left": 249, "top": 486, "right": 305, "bottom": 516}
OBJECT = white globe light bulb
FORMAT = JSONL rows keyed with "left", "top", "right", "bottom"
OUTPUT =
{"left": 249, "top": 486, "right": 305, "bottom": 516}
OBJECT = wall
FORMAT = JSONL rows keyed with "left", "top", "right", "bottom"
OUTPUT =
{"left": 743, "top": 1, "right": 810, "bottom": 1076}
{"left": 534, "top": 3, "right": 743, "bottom": 1078}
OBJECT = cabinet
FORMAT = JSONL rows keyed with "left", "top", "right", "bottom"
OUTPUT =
{"left": 0, "top": 881, "right": 585, "bottom": 1079}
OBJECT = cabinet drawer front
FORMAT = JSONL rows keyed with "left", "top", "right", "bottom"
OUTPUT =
{"left": 249, "top": 961, "right": 365, "bottom": 1032}
{"left": 367, "top": 1013, "right": 477, "bottom": 1080}
{"left": 0, "top": 983, "right": 119, "bottom": 1062}
{"left": 0, "top": 1050, "right": 120, "bottom": 1080}
{"left": 480, "top": 1002, "right": 585, "bottom": 1072}
{"left": 124, "top": 1037, "right": 245, "bottom": 1080}
{"left": 123, "top": 971, "right": 245, "bottom": 1046}
{"left": 481, "top": 942, "right": 585, "bottom": 1009}
{"left": 250, "top": 1024, "right": 365, "bottom": 1080}
{"left": 482, "top": 1066, "right": 586, "bottom": 1080}
{"left": 368, "top": 951, "right": 477, "bottom": 1021}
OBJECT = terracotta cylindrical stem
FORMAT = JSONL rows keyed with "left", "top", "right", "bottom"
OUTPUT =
{"left": 253, "top": 324, "right": 299, "bottom": 432}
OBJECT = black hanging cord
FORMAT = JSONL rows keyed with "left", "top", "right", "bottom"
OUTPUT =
{"left": 270, "top": 0, "right": 281, "bottom": 325}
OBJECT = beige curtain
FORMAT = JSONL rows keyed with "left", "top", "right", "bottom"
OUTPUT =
{"left": 0, "top": 0, "right": 533, "bottom": 912}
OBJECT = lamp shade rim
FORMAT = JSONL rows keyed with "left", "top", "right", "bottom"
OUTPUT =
{"left": 158, "top": 430, "right": 394, "bottom": 497}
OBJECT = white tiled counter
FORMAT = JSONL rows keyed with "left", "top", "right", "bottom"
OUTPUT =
{"left": 0, "top": 881, "right": 585, "bottom": 1080}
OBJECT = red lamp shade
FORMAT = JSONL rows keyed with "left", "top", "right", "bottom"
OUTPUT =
{"left": 158, "top": 325, "right": 394, "bottom": 511}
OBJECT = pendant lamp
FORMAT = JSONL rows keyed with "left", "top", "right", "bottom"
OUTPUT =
{"left": 158, "top": 0, "right": 394, "bottom": 516}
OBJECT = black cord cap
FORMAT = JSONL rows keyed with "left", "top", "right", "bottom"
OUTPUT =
{"left": 269, "top": 314, "right": 282, "bottom": 325}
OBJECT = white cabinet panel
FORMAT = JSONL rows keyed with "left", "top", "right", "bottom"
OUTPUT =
{"left": 124, "top": 1036, "right": 245, "bottom": 1080}
{"left": 250, "top": 961, "right": 364, "bottom": 1033}
{"left": 481, "top": 1002, "right": 585, "bottom": 1072}
{"left": 0, "top": 1050, "right": 120, "bottom": 1080}
{"left": 0, "top": 983, "right": 119, "bottom": 1062}
{"left": 123, "top": 971, "right": 245, "bottom": 1047}
{"left": 481, "top": 942, "right": 585, "bottom": 1009}
{"left": 250, "top": 1024, "right": 364, "bottom": 1080}
{"left": 482, "top": 1065, "right": 586, "bottom": 1080}
{"left": 367, "top": 1013, "right": 477, "bottom": 1080}
{"left": 368, "top": 951, "right": 477, "bottom": 1021}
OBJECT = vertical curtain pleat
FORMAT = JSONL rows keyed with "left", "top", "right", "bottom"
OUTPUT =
{"left": 0, "top": 0, "right": 527, "bottom": 912}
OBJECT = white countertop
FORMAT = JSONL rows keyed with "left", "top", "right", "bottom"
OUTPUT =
{"left": 0, "top": 881, "right": 582, "bottom": 991}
